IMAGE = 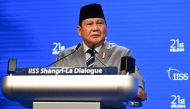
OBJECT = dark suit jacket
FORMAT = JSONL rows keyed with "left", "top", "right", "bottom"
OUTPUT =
{"left": 54, "top": 41, "right": 145, "bottom": 89}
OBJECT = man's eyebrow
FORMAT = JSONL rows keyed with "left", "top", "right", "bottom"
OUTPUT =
{"left": 94, "top": 20, "right": 101, "bottom": 22}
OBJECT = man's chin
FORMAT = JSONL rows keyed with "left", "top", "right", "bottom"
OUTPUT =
{"left": 90, "top": 40, "right": 104, "bottom": 45}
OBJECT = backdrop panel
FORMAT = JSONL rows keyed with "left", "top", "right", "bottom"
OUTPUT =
{"left": 0, "top": 0, "right": 189, "bottom": 109}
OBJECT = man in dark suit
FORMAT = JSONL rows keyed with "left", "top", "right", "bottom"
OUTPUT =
{"left": 54, "top": 3, "right": 147, "bottom": 101}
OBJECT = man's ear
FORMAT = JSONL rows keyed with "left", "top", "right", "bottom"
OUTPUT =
{"left": 77, "top": 26, "right": 81, "bottom": 36}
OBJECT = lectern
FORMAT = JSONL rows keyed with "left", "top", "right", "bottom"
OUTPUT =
{"left": 2, "top": 75, "right": 138, "bottom": 109}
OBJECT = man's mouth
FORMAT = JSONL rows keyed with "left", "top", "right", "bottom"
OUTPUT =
{"left": 91, "top": 34, "right": 100, "bottom": 37}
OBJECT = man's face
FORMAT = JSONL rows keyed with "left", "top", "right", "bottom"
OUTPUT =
{"left": 77, "top": 18, "right": 107, "bottom": 48}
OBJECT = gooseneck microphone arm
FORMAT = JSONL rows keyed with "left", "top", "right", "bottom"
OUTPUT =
{"left": 45, "top": 43, "right": 81, "bottom": 67}
{"left": 95, "top": 55, "right": 107, "bottom": 67}
{"left": 92, "top": 44, "right": 107, "bottom": 67}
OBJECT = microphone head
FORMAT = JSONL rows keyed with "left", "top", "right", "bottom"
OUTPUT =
{"left": 92, "top": 44, "right": 96, "bottom": 50}
{"left": 75, "top": 43, "right": 81, "bottom": 50}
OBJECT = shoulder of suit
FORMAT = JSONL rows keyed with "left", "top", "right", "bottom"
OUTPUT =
{"left": 58, "top": 45, "right": 76, "bottom": 56}
{"left": 107, "top": 42, "right": 131, "bottom": 52}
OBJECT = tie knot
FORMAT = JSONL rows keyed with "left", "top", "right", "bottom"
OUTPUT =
{"left": 87, "top": 49, "right": 95, "bottom": 56}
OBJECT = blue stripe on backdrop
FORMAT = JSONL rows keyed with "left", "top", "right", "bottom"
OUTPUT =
{"left": 0, "top": 0, "right": 189, "bottom": 109}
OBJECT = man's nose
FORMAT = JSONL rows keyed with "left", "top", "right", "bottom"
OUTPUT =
{"left": 92, "top": 24, "right": 99, "bottom": 31}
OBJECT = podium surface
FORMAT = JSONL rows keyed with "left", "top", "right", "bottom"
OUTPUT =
{"left": 2, "top": 75, "right": 138, "bottom": 108}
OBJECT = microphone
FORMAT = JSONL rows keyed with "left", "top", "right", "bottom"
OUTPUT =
{"left": 92, "top": 44, "right": 96, "bottom": 51}
{"left": 46, "top": 43, "right": 81, "bottom": 67}
{"left": 92, "top": 44, "right": 107, "bottom": 67}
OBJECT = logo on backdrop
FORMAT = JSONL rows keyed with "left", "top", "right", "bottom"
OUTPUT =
{"left": 52, "top": 42, "right": 65, "bottom": 55}
{"left": 170, "top": 39, "right": 184, "bottom": 52}
{"left": 171, "top": 95, "right": 186, "bottom": 108}
{"left": 166, "top": 67, "right": 188, "bottom": 80}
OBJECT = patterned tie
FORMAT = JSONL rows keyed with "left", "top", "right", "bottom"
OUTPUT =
{"left": 86, "top": 49, "right": 95, "bottom": 67}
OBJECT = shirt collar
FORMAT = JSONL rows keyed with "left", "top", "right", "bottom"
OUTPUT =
{"left": 83, "top": 42, "right": 102, "bottom": 53}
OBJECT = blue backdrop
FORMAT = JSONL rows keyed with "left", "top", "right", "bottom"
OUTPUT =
{"left": 0, "top": 0, "right": 189, "bottom": 109}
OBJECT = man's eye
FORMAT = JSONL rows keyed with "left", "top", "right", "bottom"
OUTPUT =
{"left": 87, "top": 23, "right": 92, "bottom": 25}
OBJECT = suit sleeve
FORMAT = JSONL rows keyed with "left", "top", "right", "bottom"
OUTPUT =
{"left": 124, "top": 50, "right": 145, "bottom": 89}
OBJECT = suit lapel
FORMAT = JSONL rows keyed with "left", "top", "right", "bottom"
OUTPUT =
{"left": 73, "top": 43, "right": 86, "bottom": 67}
{"left": 94, "top": 41, "right": 114, "bottom": 67}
